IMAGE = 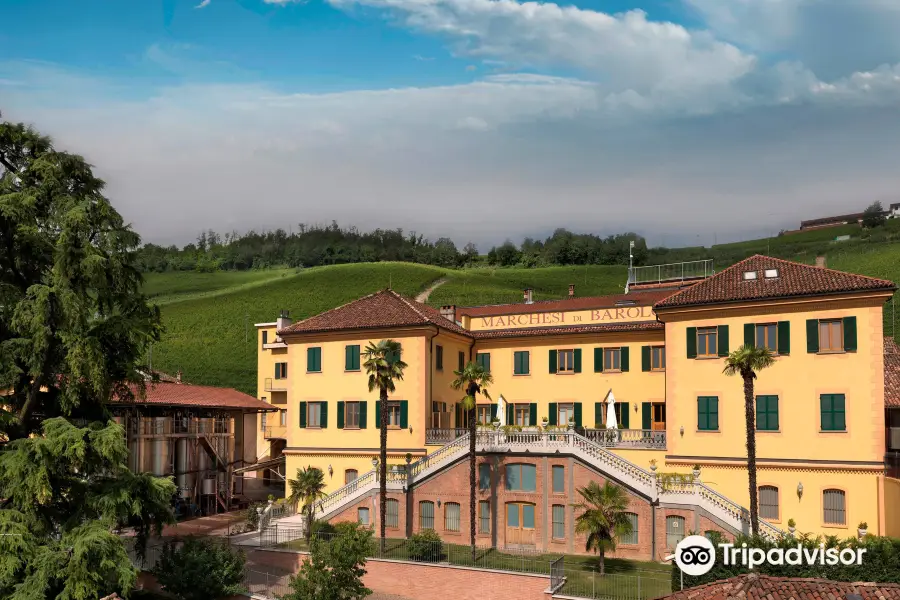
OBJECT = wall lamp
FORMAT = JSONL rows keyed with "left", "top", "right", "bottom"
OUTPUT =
{"left": 328, "top": 464, "right": 333, "bottom": 477}
{"left": 680, "top": 426, "right": 684, "bottom": 437}
{"left": 797, "top": 482, "right": 804, "bottom": 500}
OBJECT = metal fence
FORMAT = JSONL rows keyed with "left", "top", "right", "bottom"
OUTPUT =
{"left": 243, "top": 568, "right": 292, "bottom": 599}
{"left": 560, "top": 569, "right": 672, "bottom": 600}
{"left": 550, "top": 556, "right": 565, "bottom": 591}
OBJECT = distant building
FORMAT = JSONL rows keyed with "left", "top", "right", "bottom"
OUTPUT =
{"left": 890, "top": 202, "right": 900, "bottom": 219}
{"left": 799, "top": 212, "right": 866, "bottom": 230}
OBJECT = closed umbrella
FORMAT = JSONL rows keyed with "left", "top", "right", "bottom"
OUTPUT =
{"left": 605, "top": 390, "right": 618, "bottom": 430}
{"left": 496, "top": 395, "right": 506, "bottom": 426}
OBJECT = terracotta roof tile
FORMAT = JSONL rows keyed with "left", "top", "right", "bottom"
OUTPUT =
{"left": 115, "top": 382, "right": 276, "bottom": 411}
{"left": 458, "top": 290, "right": 674, "bottom": 318}
{"left": 279, "top": 289, "right": 469, "bottom": 337}
{"left": 472, "top": 320, "right": 664, "bottom": 339}
{"left": 654, "top": 255, "right": 894, "bottom": 310}
{"left": 886, "top": 337, "right": 900, "bottom": 408}
{"left": 659, "top": 574, "right": 900, "bottom": 600}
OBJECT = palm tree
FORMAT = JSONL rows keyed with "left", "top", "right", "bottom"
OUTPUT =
{"left": 723, "top": 344, "right": 775, "bottom": 536}
{"left": 451, "top": 361, "right": 493, "bottom": 561}
{"left": 364, "top": 339, "right": 407, "bottom": 550}
{"left": 287, "top": 466, "right": 327, "bottom": 542}
{"left": 572, "top": 481, "right": 633, "bottom": 575}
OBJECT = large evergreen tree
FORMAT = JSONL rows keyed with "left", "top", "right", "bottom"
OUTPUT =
{"left": 0, "top": 112, "right": 176, "bottom": 598}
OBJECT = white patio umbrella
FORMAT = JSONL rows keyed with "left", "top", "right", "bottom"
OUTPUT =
{"left": 496, "top": 395, "right": 507, "bottom": 425}
{"left": 605, "top": 390, "right": 618, "bottom": 430}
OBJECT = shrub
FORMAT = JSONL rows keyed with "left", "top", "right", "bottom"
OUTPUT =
{"left": 310, "top": 520, "right": 337, "bottom": 538}
{"left": 859, "top": 522, "right": 869, "bottom": 530}
{"left": 281, "top": 522, "right": 373, "bottom": 600}
{"left": 787, "top": 518, "right": 796, "bottom": 528}
{"left": 407, "top": 529, "right": 445, "bottom": 562}
{"left": 153, "top": 537, "right": 246, "bottom": 600}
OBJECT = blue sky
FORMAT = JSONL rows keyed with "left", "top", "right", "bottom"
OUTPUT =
{"left": 2, "top": 0, "right": 900, "bottom": 249}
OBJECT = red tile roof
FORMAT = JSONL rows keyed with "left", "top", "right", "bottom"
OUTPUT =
{"left": 660, "top": 574, "right": 900, "bottom": 600}
{"left": 458, "top": 290, "right": 674, "bottom": 318}
{"left": 279, "top": 289, "right": 470, "bottom": 337}
{"left": 472, "top": 320, "right": 663, "bottom": 339}
{"left": 886, "top": 337, "right": 900, "bottom": 408}
{"left": 115, "top": 382, "right": 275, "bottom": 411}
{"left": 654, "top": 255, "right": 894, "bottom": 309}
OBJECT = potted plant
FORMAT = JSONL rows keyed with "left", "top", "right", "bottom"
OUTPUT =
{"left": 692, "top": 464, "right": 701, "bottom": 478}
{"left": 649, "top": 459, "right": 658, "bottom": 472}
{"left": 787, "top": 518, "right": 796, "bottom": 535}
{"left": 541, "top": 416, "right": 549, "bottom": 427}
{"left": 567, "top": 418, "right": 575, "bottom": 431}
{"left": 858, "top": 521, "right": 868, "bottom": 538}
{"left": 405, "top": 452, "right": 412, "bottom": 465}
{"left": 492, "top": 419, "right": 501, "bottom": 428}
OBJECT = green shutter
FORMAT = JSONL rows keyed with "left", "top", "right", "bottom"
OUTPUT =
{"left": 299, "top": 402, "right": 307, "bottom": 428}
{"left": 641, "top": 346, "right": 651, "bottom": 372}
{"left": 320, "top": 402, "right": 328, "bottom": 428}
{"left": 594, "top": 347, "right": 604, "bottom": 373}
{"left": 548, "top": 403, "right": 557, "bottom": 426}
{"left": 400, "top": 401, "right": 408, "bottom": 429}
{"left": 641, "top": 402, "right": 651, "bottom": 430}
{"left": 686, "top": 327, "right": 697, "bottom": 358}
{"left": 345, "top": 346, "right": 352, "bottom": 370}
{"left": 620, "top": 402, "right": 630, "bottom": 428}
{"left": 359, "top": 401, "right": 367, "bottom": 429}
{"left": 490, "top": 403, "right": 498, "bottom": 422}
{"left": 843, "top": 316, "right": 857, "bottom": 351}
{"left": 595, "top": 402, "right": 603, "bottom": 428}
{"left": 710, "top": 397, "right": 718, "bottom": 430}
{"left": 459, "top": 351, "right": 465, "bottom": 371}
{"left": 375, "top": 401, "right": 381, "bottom": 429}
{"left": 806, "top": 319, "right": 819, "bottom": 353}
{"left": 337, "top": 401, "right": 345, "bottom": 429}
{"left": 549, "top": 350, "right": 558, "bottom": 374}
{"left": 529, "top": 403, "right": 537, "bottom": 426}
{"left": 274, "top": 364, "right": 279, "bottom": 378}
{"left": 573, "top": 403, "right": 582, "bottom": 427}
{"left": 573, "top": 349, "right": 582, "bottom": 373}
{"left": 697, "top": 397, "right": 706, "bottom": 431}
{"left": 621, "top": 347, "right": 630, "bottom": 372}
{"left": 777, "top": 321, "right": 791, "bottom": 354}
{"left": 744, "top": 323, "right": 755, "bottom": 348}
{"left": 717, "top": 325, "right": 729, "bottom": 357}
{"left": 507, "top": 405, "right": 514, "bottom": 426}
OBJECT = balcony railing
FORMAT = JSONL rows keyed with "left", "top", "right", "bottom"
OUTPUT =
{"left": 629, "top": 259, "right": 714, "bottom": 285}
{"left": 264, "top": 378, "right": 287, "bottom": 392}
{"left": 425, "top": 427, "right": 666, "bottom": 449}
{"left": 263, "top": 426, "right": 287, "bottom": 440}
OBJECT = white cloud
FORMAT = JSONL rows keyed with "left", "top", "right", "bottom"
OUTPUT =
{"left": 195, "top": 0, "right": 211, "bottom": 8}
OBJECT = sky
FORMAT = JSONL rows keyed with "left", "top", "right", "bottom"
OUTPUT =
{"left": 1, "top": 0, "right": 900, "bottom": 250}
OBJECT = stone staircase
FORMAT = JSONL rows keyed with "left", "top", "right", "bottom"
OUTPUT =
{"left": 272, "top": 429, "right": 781, "bottom": 540}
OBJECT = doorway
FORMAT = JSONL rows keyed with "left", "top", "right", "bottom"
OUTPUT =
{"left": 505, "top": 502, "right": 536, "bottom": 548}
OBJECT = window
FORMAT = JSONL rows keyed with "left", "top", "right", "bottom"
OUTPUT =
{"left": 552, "top": 465, "right": 565, "bottom": 493}
{"left": 435, "top": 345, "right": 444, "bottom": 371}
{"left": 344, "top": 401, "right": 362, "bottom": 429}
{"left": 477, "top": 405, "right": 492, "bottom": 425}
{"left": 697, "top": 397, "right": 718, "bottom": 431}
{"left": 262, "top": 331, "right": 268, "bottom": 346}
{"left": 345, "top": 345, "right": 361, "bottom": 371}
{"left": 387, "top": 401, "right": 402, "bottom": 428}
{"left": 621, "top": 513, "right": 639, "bottom": 545}
{"left": 307, "top": 347, "right": 322, "bottom": 372}
{"left": 819, "top": 320, "right": 843, "bottom": 352}
{"left": 280, "top": 410, "right": 287, "bottom": 426}
{"left": 431, "top": 401, "right": 448, "bottom": 429}
{"left": 345, "top": 469, "right": 358, "bottom": 485}
{"left": 419, "top": 501, "right": 435, "bottom": 530}
{"left": 823, "top": 489, "right": 846, "bottom": 525}
{"left": 386, "top": 499, "right": 399, "bottom": 529}
{"left": 759, "top": 486, "right": 779, "bottom": 520}
{"left": 505, "top": 464, "right": 537, "bottom": 492}
{"left": 598, "top": 402, "right": 629, "bottom": 428}
{"left": 764, "top": 269, "right": 779, "bottom": 279}
{"left": 820, "top": 394, "right": 846, "bottom": 431}
{"left": 274, "top": 362, "right": 288, "bottom": 379}
{"left": 666, "top": 516, "right": 685, "bottom": 549}
{"left": 476, "top": 352, "right": 491, "bottom": 372}
{"left": 514, "top": 404, "right": 531, "bottom": 426}
{"left": 756, "top": 396, "right": 779, "bottom": 431}
{"left": 558, "top": 403, "right": 575, "bottom": 426}
{"left": 557, "top": 350, "right": 575, "bottom": 373}
{"left": 603, "top": 348, "right": 622, "bottom": 371}
{"left": 358, "top": 507, "right": 370, "bottom": 526}
{"left": 551, "top": 505, "right": 565, "bottom": 539}
{"left": 697, "top": 327, "right": 718, "bottom": 357}
{"left": 651, "top": 346, "right": 665, "bottom": 371}
{"left": 756, "top": 324, "right": 778, "bottom": 352}
{"left": 743, "top": 271, "right": 758, "bottom": 280}
{"left": 307, "top": 402, "right": 324, "bottom": 428}
{"left": 479, "top": 501, "right": 491, "bottom": 534}
{"left": 260, "top": 413, "right": 267, "bottom": 431}
{"left": 479, "top": 464, "right": 491, "bottom": 490}
{"left": 514, "top": 351, "right": 530, "bottom": 375}
{"left": 458, "top": 351, "right": 465, "bottom": 371}
{"left": 445, "top": 502, "right": 461, "bottom": 532}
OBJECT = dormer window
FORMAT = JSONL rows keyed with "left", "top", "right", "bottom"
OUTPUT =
{"left": 743, "top": 271, "right": 758, "bottom": 280}
{"left": 764, "top": 269, "right": 779, "bottom": 279}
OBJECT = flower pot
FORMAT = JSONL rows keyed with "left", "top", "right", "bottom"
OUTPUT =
{"left": 858, "top": 528, "right": 867, "bottom": 538}
{"left": 692, "top": 469, "right": 701, "bottom": 479}
{"left": 788, "top": 526, "right": 796, "bottom": 535}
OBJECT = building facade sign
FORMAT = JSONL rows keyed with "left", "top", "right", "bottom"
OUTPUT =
{"left": 470, "top": 305, "right": 656, "bottom": 331}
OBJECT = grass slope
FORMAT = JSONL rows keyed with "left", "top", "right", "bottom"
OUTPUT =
{"left": 826, "top": 243, "right": 900, "bottom": 340}
{"left": 150, "top": 263, "right": 447, "bottom": 393}
{"left": 143, "top": 268, "right": 295, "bottom": 305}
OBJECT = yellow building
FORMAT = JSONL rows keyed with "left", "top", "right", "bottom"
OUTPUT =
{"left": 256, "top": 255, "right": 900, "bottom": 544}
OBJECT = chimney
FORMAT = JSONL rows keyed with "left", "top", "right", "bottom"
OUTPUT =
{"left": 440, "top": 305, "right": 456, "bottom": 323}
{"left": 176, "top": 370, "right": 182, "bottom": 384}
{"left": 276, "top": 309, "right": 292, "bottom": 336}
{"left": 524, "top": 288, "right": 534, "bottom": 304}
{"left": 568, "top": 284, "right": 575, "bottom": 297}
{"left": 815, "top": 256, "right": 827, "bottom": 268}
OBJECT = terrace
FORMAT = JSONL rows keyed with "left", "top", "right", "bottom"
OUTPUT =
{"left": 426, "top": 427, "right": 666, "bottom": 449}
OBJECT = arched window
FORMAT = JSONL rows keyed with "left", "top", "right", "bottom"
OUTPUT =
{"left": 759, "top": 486, "right": 779, "bottom": 520}
{"left": 419, "top": 501, "right": 435, "bottom": 530}
{"left": 344, "top": 469, "right": 358, "bottom": 485}
{"left": 444, "top": 502, "right": 461, "bottom": 532}
{"left": 620, "top": 513, "right": 639, "bottom": 545}
{"left": 386, "top": 499, "right": 399, "bottom": 529}
{"left": 666, "top": 516, "right": 685, "bottom": 549}
{"left": 823, "top": 489, "right": 846, "bottom": 525}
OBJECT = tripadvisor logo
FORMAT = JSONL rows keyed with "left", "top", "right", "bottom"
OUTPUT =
{"left": 669, "top": 535, "right": 867, "bottom": 576}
